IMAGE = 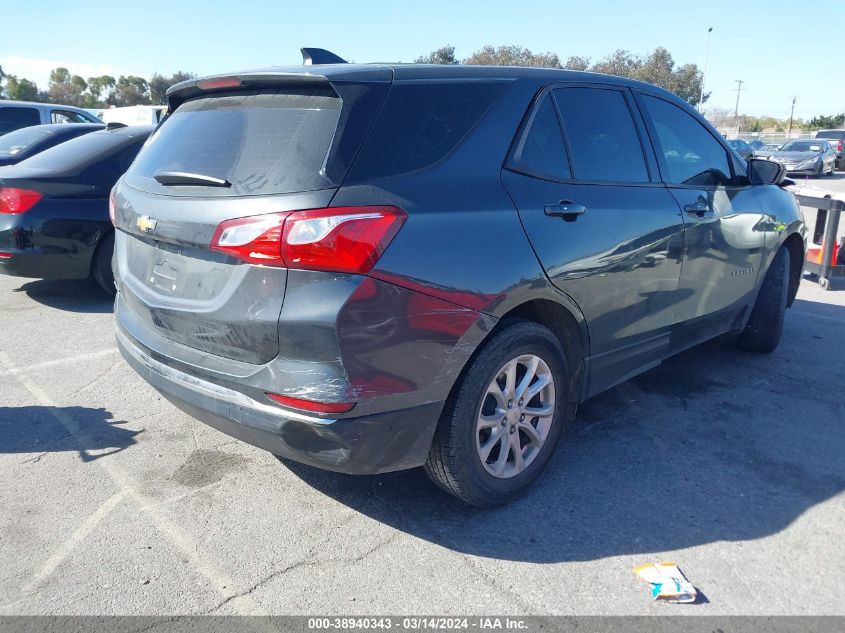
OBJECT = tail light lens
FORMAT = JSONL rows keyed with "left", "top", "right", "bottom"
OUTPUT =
{"left": 211, "top": 206, "right": 406, "bottom": 274}
{"left": 266, "top": 392, "right": 355, "bottom": 414}
{"left": 0, "top": 187, "right": 42, "bottom": 214}
{"left": 838, "top": 140, "right": 843, "bottom": 152}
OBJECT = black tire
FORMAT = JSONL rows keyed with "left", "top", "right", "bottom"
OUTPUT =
{"left": 424, "top": 320, "right": 569, "bottom": 507}
{"left": 91, "top": 231, "right": 116, "bottom": 296}
{"left": 829, "top": 161, "right": 836, "bottom": 176}
{"left": 737, "top": 247, "right": 789, "bottom": 353}
{"left": 817, "top": 162, "right": 825, "bottom": 178}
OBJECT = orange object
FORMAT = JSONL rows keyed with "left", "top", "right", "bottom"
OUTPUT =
{"left": 807, "top": 242, "right": 840, "bottom": 265}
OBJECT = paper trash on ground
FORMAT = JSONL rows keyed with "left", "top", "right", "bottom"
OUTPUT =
{"left": 634, "top": 562, "right": 698, "bottom": 603}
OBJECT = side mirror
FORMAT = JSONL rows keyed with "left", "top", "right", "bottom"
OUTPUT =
{"left": 748, "top": 158, "right": 786, "bottom": 185}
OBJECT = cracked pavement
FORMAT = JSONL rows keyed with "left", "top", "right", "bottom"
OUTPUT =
{"left": 1, "top": 178, "right": 844, "bottom": 615}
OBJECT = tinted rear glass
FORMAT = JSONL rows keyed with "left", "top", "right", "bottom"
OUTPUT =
{"left": 507, "top": 94, "right": 571, "bottom": 181}
{"left": 19, "top": 131, "right": 125, "bottom": 171}
{"left": 815, "top": 131, "right": 844, "bottom": 140}
{"left": 126, "top": 88, "right": 343, "bottom": 196}
{"left": 0, "top": 107, "right": 41, "bottom": 135}
{"left": 0, "top": 127, "right": 53, "bottom": 156}
{"left": 346, "top": 81, "right": 508, "bottom": 182}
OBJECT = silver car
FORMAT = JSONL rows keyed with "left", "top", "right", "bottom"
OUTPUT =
{"left": 769, "top": 139, "right": 837, "bottom": 177}
{"left": 0, "top": 100, "right": 102, "bottom": 136}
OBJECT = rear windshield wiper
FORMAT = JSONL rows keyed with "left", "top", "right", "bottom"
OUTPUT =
{"left": 153, "top": 170, "right": 231, "bottom": 187}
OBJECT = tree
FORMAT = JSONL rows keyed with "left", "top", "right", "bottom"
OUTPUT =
{"left": 84, "top": 75, "right": 116, "bottom": 108}
{"left": 464, "top": 45, "right": 561, "bottom": 68}
{"left": 564, "top": 56, "right": 590, "bottom": 71}
{"left": 45, "top": 67, "right": 88, "bottom": 106}
{"left": 805, "top": 113, "right": 845, "bottom": 130}
{"left": 414, "top": 45, "right": 459, "bottom": 65}
{"left": 4, "top": 75, "right": 39, "bottom": 101}
{"left": 590, "top": 49, "right": 641, "bottom": 77}
{"left": 112, "top": 75, "right": 151, "bottom": 106}
{"left": 149, "top": 71, "right": 195, "bottom": 105}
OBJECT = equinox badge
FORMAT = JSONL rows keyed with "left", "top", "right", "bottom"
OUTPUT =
{"left": 136, "top": 215, "right": 158, "bottom": 233}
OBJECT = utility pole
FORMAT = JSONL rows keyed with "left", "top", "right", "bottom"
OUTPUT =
{"left": 788, "top": 95, "right": 797, "bottom": 136}
{"left": 699, "top": 27, "right": 713, "bottom": 112}
{"left": 733, "top": 79, "right": 744, "bottom": 136}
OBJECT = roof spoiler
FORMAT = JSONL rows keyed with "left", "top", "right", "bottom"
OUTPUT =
{"left": 301, "top": 48, "right": 347, "bottom": 65}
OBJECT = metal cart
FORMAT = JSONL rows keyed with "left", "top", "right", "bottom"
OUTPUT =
{"left": 788, "top": 186, "right": 845, "bottom": 290}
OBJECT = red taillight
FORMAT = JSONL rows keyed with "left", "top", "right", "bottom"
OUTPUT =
{"left": 0, "top": 252, "right": 12, "bottom": 259}
{"left": 838, "top": 140, "right": 843, "bottom": 152}
{"left": 210, "top": 212, "right": 290, "bottom": 265}
{"left": 266, "top": 393, "right": 355, "bottom": 414}
{"left": 0, "top": 187, "right": 42, "bottom": 214}
{"left": 210, "top": 206, "right": 407, "bottom": 274}
{"left": 197, "top": 77, "right": 242, "bottom": 91}
{"left": 109, "top": 188, "right": 116, "bottom": 225}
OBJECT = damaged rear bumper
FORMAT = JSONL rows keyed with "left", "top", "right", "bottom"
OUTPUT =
{"left": 116, "top": 323, "right": 444, "bottom": 474}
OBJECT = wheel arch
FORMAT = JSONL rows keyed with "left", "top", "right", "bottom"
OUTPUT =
{"left": 781, "top": 231, "right": 805, "bottom": 307}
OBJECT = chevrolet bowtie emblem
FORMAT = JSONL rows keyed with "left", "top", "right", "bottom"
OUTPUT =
{"left": 136, "top": 215, "right": 158, "bottom": 233}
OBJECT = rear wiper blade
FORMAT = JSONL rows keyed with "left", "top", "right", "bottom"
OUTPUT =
{"left": 153, "top": 170, "right": 231, "bottom": 187}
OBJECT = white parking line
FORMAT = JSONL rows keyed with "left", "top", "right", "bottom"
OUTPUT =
{"left": 0, "top": 350, "right": 263, "bottom": 616}
{"left": 21, "top": 491, "right": 127, "bottom": 593}
{"left": 0, "top": 348, "right": 119, "bottom": 376}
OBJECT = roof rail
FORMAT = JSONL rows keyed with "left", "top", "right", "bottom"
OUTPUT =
{"left": 301, "top": 48, "right": 347, "bottom": 65}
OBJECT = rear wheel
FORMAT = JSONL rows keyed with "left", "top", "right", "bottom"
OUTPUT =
{"left": 737, "top": 247, "right": 789, "bottom": 353}
{"left": 424, "top": 321, "right": 568, "bottom": 507}
{"left": 829, "top": 160, "right": 836, "bottom": 176}
{"left": 91, "top": 231, "right": 116, "bottom": 296}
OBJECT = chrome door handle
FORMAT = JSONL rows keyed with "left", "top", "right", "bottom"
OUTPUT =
{"left": 684, "top": 200, "right": 711, "bottom": 217}
{"left": 544, "top": 201, "right": 587, "bottom": 221}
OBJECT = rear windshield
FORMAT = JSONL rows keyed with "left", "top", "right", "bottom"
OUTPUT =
{"left": 19, "top": 131, "right": 124, "bottom": 171}
{"left": 815, "top": 131, "right": 844, "bottom": 140}
{"left": 125, "top": 88, "right": 344, "bottom": 197}
{"left": 0, "top": 126, "right": 53, "bottom": 156}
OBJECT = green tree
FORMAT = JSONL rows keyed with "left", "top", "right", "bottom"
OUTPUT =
{"left": 464, "top": 45, "right": 561, "bottom": 68}
{"left": 149, "top": 71, "right": 195, "bottom": 105}
{"left": 590, "top": 49, "right": 642, "bottom": 77}
{"left": 414, "top": 45, "right": 459, "bottom": 65}
{"left": 805, "top": 113, "right": 845, "bottom": 130}
{"left": 83, "top": 75, "right": 116, "bottom": 108}
{"left": 47, "top": 67, "right": 88, "bottom": 106}
{"left": 112, "top": 75, "right": 151, "bottom": 106}
{"left": 4, "top": 75, "right": 39, "bottom": 101}
{"left": 563, "top": 56, "right": 590, "bottom": 71}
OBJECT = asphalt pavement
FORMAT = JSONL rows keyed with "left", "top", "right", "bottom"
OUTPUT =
{"left": 1, "top": 176, "right": 844, "bottom": 616}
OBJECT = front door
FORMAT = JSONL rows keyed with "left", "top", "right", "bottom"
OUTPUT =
{"left": 502, "top": 85, "right": 686, "bottom": 396}
{"left": 636, "top": 92, "right": 766, "bottom": 345}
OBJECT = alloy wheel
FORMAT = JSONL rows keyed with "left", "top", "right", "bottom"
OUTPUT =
{"left": 475, "top": 354, "right": 555, "bottom": 478}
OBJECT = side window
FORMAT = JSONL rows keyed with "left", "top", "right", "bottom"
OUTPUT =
{"left": 0, "top": 107, "right": 41, "bottom": 135}
{"left": 553, "top": 87, "right": 649, "bottom": 183}
{"left": 641, "top": 94, "right": 733, "bottom": 187}
{"left": 51, "top": 110, "right": 89, "bottom": 124}
{"left": 507, "top": 94, "right": 571, "bottom": 181}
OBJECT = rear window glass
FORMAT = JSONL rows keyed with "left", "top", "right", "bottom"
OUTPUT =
{"left": 346, "top": 81, "right": 508, "bottom": 182}
{"left": 815, "top": 131, "right": 844, "bottom": 140}
{"left": 0, "top": 107, "right": 41, "bottom": 135}
{"left": 126, "top": 88, "right": 343, "bottom": 196}
{"left": 20, "top": 131, "right": 123, "bottom": 171}
{"left": 0, "top": 127, "right": 53, "bottom": 156}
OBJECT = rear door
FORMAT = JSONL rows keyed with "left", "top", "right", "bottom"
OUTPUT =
{"left": 114, "top": 79, "right": 390, "bottom": 364}
{"left": 636, "top": 91, "right": 766, "bottom": 343}
{"left": 502, "top": 84, "right": 685, "bottom": 395}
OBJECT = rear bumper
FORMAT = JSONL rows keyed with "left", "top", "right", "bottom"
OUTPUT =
{"left": 117, "top": 321, "right": 444, "bottom": 475}
{"left": 0, "top": 215, "right": 97, "bottom": 280}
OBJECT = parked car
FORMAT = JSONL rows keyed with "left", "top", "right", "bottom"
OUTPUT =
{"left": 0, "top": 125, "right": 153, "bottom": 293}
{"left": 0, "top": 100, "right": 102, "bottom": 136}
{"left": 769, "top": 139, "right": 837, "bottom": 176}
{"left": 748, "top": 139, "right": 766, "bottom": 150}
{"left": 111, "top": 57, "right": 805, "bottom": 507}
{"left": 756, "top": 143, "right": 782, "bottom": 159}
{"left": 0, "top": 123, "right": 105, "bottom": 167}
{"left": 814, "top": 129, "right": 844, "bottom": 170}
{"left": 727, "top": 138, "right": 755, "bottom": 161}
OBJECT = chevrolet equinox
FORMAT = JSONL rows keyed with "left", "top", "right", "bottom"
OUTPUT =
{"left": 112, "top": 51, "right": 806, "bottom": 506}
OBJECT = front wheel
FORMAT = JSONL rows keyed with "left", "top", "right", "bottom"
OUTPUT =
{"left": 737, "top": 247, "right": 790, "bottom": 353}
{"left": 424, "top": 320, "right": 568, "bottom": 507}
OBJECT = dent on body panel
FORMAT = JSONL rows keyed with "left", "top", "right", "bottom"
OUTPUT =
{"left": 337, "top": 277, "right": 495, "bottom": 403}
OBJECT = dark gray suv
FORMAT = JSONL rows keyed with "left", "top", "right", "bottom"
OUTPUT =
{"left": 112, "top": 58, "right": 806, "bottom": 506}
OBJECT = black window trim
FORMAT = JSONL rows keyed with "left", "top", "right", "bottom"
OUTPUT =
{"left": 503, "top": 82, "right": 663, "bottom": 188}
{"left": 632, "top": 89, "right": 750, "bottom": 190}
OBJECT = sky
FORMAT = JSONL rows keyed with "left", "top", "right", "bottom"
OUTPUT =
{"left": 2, "top": 0, "right": 843, "bottom": 120}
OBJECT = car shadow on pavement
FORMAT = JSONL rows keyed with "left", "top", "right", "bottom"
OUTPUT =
{"left": 0, "top": 406, "right": 140, "bottom": 462}
{"left": 13, "top": 278, "right": 113, "bottom": 314}
{"left": 284, "top": 300, "right": 845, "bottom": 563}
